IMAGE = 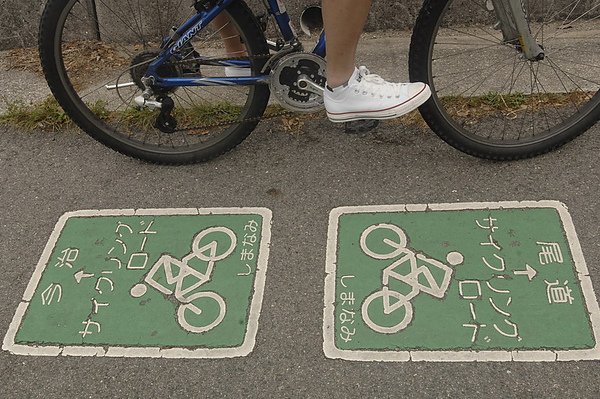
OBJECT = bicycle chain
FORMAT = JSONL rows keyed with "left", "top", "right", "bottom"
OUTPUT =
{"left": 166, "top": 54, "right": 310, "bottom": 133}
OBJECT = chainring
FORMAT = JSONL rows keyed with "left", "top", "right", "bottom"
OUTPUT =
{"left": 269, "top": 52, "right": 326, "bottom": 113}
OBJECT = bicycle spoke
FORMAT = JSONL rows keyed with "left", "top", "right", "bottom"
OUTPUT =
{"left": 547, "top": 17, "right": 600, "bottom": 44}
{"left": 42, "top": 0, "right": 272, "bottom": 163}
{"left": 448, "top": 1, "right": 504, "bottom": 44}
{"left": 432, "top": 42, "right": 509, "bottom": 63}
{"left": 122, "top": 0, "right": 146, "bottom": 47}
{"left": 542, "top": 56, "right": 600, "bottom": 71}
{"left": 66, "top": 4, "right": 136, "bottom": 57}
{"left": 435, "top": 56, "right": 515, "bottom": 94}
{"left": 425, "top": 0, "right": 600, "bottom": 154}
{"left": 545, "top": 57, "right": 600, "bottom": 88}
{"left": 527, "top": 63, "right": 536, "bottom": 138}
{"left": 96, "top": 0, "right": 150, "bottom": 44}
{"left": 437, "top": 27, "right": 507, "bottom": 49}
{"left": 532, "top": 63, "right": 565, "bottom": 132}
{"left": 561, "top": 2, "right": 600, "bottom": 29}
{"left": 77, "top": 58, "right": 156, "bottom": 100}
{"left": 489, "top": 52, "right": 519, "bottom": 141}
{"left": 541, "top": 0, "right": 583, "bottom": 30}
{"left": 110, "top": 91, "right": 145, "bottom": 133}
{"left": 464, "top": 58, "right": 519, "bottom": 98}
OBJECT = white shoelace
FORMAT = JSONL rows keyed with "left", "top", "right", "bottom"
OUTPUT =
{"left": 355, "top": 66, "right": 405, "bottom": 99}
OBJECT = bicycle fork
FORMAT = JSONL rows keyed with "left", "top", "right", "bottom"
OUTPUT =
{"left": 490, "top": 0, "right": 545, "bottom": 61}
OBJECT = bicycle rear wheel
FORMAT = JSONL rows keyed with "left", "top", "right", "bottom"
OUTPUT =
{"left": 409, "top": 0, "right": 600, "bottom": 159}
{"left": 39, "top": 0, "right": 270, "bottom": 164}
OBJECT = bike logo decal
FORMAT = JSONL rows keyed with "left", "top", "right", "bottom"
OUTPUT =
{"left": 323, "top": 202, "right": 600, "bottom": 362}
{"left": 171, "top": 21, "right": 204, "bottom": 55}
{"left": 3, "top": 208, "right": 272, "bottom": 358}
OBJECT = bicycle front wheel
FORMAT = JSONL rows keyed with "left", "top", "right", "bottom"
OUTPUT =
{"left": 39, "top": 0, "right": 270, "bottom": 164}
{"left": 409, "top": 0, "right": 600, "bottom": 160}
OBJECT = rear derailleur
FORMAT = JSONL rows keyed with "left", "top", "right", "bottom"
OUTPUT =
{"left": 134, "top": 75, "right": 177, "bottom": 134}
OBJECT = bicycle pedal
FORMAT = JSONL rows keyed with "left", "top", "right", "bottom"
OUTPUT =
{"left": 344, "top": 119, "right": 380, "bottom": 134}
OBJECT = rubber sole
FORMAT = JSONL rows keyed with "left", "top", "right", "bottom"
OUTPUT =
{"left": 326, "top": 84, "right": 431, "bottom": 123}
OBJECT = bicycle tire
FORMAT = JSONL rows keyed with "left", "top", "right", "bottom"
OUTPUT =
{"left": 409, "top": 0, "right": 600, "bottom": 160}
{"left": 39, "top": 0, "right": 270, "bottom": 164}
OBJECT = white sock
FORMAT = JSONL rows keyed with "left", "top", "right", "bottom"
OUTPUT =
{"left": 326, "top": 67, "right": 360, "bottom": 98}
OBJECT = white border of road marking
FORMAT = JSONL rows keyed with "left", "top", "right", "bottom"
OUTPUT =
{"left": 323, "top": 200, "right": 600, "bottom": 362}
{"left": 3, "top": 207, "right": 272, "bottom": 359}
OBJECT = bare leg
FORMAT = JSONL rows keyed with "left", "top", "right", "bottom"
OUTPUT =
{"left": 322, "top": 0, "right": 373, "bottom": 87}
{"left": 321, "top": 0, "right": 431, "bottom": 123}
{"left": 212, "top": 13, "right": 246, "bottom": 56}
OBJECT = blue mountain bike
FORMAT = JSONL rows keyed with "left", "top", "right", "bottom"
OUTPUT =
{"left": 39, "top": 0, "right": 600, "bottom": 164}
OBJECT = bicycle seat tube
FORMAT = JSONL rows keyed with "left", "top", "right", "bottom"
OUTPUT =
{"left": 491, "top": 0, "right": 544, "bottom": 60}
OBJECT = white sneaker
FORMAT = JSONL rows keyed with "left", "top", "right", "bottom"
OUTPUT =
{"left": 225, "top": 66, "right": 251, "bottom": 77}
{"left": 324, "top": 66, "right": 431, "bottom": 123}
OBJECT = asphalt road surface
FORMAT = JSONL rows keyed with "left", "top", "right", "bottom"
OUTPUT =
{"left": 1, "top": 114, "right": 599, "bottom": 398}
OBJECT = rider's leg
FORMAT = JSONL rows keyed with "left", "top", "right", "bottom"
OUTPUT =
{"left": 213, "top": 13, "right": 246, "bottom": 55}
{"left": 322, "top": 0, "right": 431, "bottom": 122}
{"left": 322, "top": 0, "right": 372, "bottom": 88}
{"left": 212, "top": 13, "right": 250, "bottom": 77}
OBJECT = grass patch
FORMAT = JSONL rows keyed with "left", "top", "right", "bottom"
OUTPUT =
{"left": 0, "top": 98, "right": 292, "bottom": 132}
{"left": 365, "top": 91, "right": 592, "bottom": 129}
{"left": 0, "top": 91, "right": 592, "bottom": 132}
{"left": 0, "top": 98, "right": 73, "bottom": 130}
{"left": 440, "top": 91, "right": 591, "bottom": 120}
{"left": 175, "top": 102, "right": 244, "bottom": 129}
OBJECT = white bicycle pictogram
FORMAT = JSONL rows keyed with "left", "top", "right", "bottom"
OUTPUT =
{"left": 360, "top": 223, "right": 461, "bottom": 334}
{"left": 131, "top": 227, "right": 236, "bottom": 334}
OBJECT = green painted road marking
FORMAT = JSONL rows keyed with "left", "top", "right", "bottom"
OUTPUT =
{"left": 323, "top": 201, "right": 600, "bottom": 362}
{"left": 3, "top": 208, "right": 272, "bottom": 358}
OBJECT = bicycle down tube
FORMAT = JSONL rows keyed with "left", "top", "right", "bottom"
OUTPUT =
{"left": 143, "top": 0, "right": 326, "bottom": 90}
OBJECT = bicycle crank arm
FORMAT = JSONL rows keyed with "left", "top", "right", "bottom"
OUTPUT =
{"left": 297, "top": 75, "right": 324, "bottom": 96}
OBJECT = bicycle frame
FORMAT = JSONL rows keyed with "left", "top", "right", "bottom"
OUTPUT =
{"left": 144, "top": 0, "right": 326, "bottom": 90}
{"left": 143, "top": 0, "right": 539, "bottom": 91}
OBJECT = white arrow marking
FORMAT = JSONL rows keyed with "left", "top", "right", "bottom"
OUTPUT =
{"left": 513, "top": 264, "right": 537, "bottom": 281}
{"left": 74, "top": 270, "right": 95, "bottom": 284}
